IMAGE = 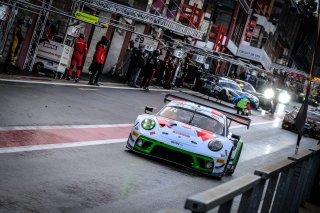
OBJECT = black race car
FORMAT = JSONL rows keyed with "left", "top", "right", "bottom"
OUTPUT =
{"left": 282, "top": 107, "right": 320, "bottom": 139}
{"left": 232, "top": 78, "right": 272, "bottom": 111}
{"left": 200, "top": 75, "right": 259, "bottom": 109}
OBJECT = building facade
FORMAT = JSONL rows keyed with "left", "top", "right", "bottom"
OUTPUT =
{"left": 0, "top": 0, "right": 314, "bottom": 79}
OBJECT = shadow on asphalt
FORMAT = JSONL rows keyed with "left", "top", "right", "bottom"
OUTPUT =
{"left": 124, "top": 147, "right": 226, "bottom": 181}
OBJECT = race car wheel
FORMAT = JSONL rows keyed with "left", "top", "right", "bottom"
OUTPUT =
{"left": 228, "top": 142, "right": 243, "bottom": 176}
{"left": 220, "top": 90, "right": 228, "bottom": 102}
{"left": 223, "top": 151, "right": 233, "bottom": 176}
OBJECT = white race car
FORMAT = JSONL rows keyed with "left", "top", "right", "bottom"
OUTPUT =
{"left": 126, "top": 94, "right": 251, "bottom": 178}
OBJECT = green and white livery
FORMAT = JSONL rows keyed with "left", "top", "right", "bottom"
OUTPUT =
{"left": 126, "top": 94, "right": 250, "bottom": 178}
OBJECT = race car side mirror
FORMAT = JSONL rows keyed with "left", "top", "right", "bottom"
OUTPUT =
{"left": 145, "top": 106, "right": 154, "bottom": 114}
{"left": 231, "top": 133, "right": 240, "bottom": 140}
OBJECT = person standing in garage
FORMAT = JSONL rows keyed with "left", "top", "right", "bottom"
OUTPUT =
{"left": 140, "top": 49, "right": 161, "bottom": 91}
{"left": 88, "top": 36, "right": 109, "bottom": 86}
{"left": 67, "top": 33, "right": 87, "bottom": 83}
{"left": 4, "top": 19, "right": 25, "bottom": 74}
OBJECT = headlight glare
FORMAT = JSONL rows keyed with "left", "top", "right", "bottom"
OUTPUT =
{"left": 278, "top": 92, "right": 291, "bottom": 104}
{"left": 264, "top": 88, "right": 275, "bottom": 99}
{"left": 141, "top": 118, "right": 156, "bottom": 130}
{"left": 208, "top": 140, "right": 223, "bottom": 152}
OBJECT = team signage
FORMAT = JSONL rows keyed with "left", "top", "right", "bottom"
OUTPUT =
{"left": 75, "top": 11, "right": 99, "bottom": 24}
{"left": 131, "top": 34, "right": 159, "bottom": 52}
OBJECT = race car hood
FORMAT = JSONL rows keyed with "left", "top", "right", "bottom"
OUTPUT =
{"left": 131, "top": 114, "right": 233, "bottom": 161}
{"left": 156, "top": 116, "right": 218, "bottom": 144}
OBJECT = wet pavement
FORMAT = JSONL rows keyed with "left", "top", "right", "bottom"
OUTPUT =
{"left": 0, "top": 71, "right": 317, "bottom": 213}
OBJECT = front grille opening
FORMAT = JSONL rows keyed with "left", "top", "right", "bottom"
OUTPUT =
{"left": 141, "top": 141, "right": 152, "bottom": 150}
{"left": 150, "top": 145, "right": 194, "bottom": 167}
{"left": 197, "top": 158, "right": 206, "bottom": 168}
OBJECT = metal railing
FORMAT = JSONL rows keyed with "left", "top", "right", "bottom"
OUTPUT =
{"left": 157, "top": 145, "right": 320, "bottom": 213}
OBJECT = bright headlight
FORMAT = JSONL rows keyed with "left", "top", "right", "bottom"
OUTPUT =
{"left": 141, "top": 118, "right": 156, "bottom": 130}
{"left": 264, "top": 88, "right": 275, "bottom": 99}
{"left": 278, "top": 92, "right": 291, "bottom": 104}
{"left": 208, "top": 140, "right": 223, "bottom": 152}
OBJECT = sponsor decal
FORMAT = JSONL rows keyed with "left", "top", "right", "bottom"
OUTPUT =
{"left": 173, "top": 131, "right": 190, "bottom": 138}
{"left": 162, "top": 132, "right": 169, "bottom": 135}
{"left": 170, "top": 141, "right": 182, "bottom": 146}
{"left": 196, "top": 130, "right": 214, "bottom": 141}
{"left": 182, "top": 124, "right": 192, "bottom": 129}
{"left": 43, "top": 42, "right": 58, "bottom": 50}
{"left": 150, "top": 131, "right": 156, "bottom": 135}
{"left": 191, "top": 141, "right": 197, "bottom": 144}
{"left": 173, "top": 99, "right": 186, "bottom": 103}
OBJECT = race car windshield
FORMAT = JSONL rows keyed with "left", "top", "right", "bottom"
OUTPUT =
{"left": 220, "top": 81, "right": 242, "bottom": 91}
{"left": 242, "top": 83, "right": 256, "bottom": 92}
{"left": 158, "top": 106, "right": 225, "bottom": 135}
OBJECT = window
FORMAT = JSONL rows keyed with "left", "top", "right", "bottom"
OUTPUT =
{"left": 158, "top": 106, "right": 225, "bottom": 135}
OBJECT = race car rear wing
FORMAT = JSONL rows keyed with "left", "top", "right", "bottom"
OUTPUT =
{"left": 164, "top": 94, "right": 251, "bottom": 129}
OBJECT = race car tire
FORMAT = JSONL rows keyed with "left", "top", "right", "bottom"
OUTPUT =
{"left": 223, "top": 150, "right": 233, "bottom": 176}
{"left": 228, "top": 142, "right": 243, "bottom": 175}
{"left": 220, "top": 90, "right": 228, "bottom": 102}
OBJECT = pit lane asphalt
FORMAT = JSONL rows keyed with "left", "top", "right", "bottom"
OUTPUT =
{"left": 0, "top": 80, "right": 317, "bottom": 212}
{"left": 0, "top": 80, "right": 265, "bottom": 127}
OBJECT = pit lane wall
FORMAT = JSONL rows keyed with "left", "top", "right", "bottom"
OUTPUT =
{"left": 157, "top": 145, "right": 320, "bottom": 213}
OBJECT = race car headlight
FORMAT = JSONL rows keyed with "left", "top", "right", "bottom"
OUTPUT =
{"left": 205, "top": 161, "right": 214, "bottom": 169}
{"left": 264, "top": 88, "right": 275, "bottom": 99}
{"left": 208, "top": 140, "right": 223, "bottom": 152}
{"left": 278, "top": 92, "right": 291, "bottom": 104}
{"left": 141, "top": 118, "right": 156, "bottom": 130}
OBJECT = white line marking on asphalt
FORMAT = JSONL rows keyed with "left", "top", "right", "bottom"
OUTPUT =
{"left": 0, "top": 120, "right": 273, "bottom": 131}
{"left": 0, "top": 121, "right": 276, "bottom": 154}
{"left": 0, "top": 138, "right": 128, "bottom": 154}
{"left": 0, "top": 123, "right": 133, "bottom": 131}
{"left": 0, "top": 78, "right": 181, "bottom": 92}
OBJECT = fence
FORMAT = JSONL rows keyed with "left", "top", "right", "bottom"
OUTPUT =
{"left": 157, "top": 145, "right": 320, "bottom": 213}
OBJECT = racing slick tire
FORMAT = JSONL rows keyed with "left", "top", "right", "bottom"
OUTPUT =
{"left": 225, "top": 142, "right": 243, "bottom": 176}
{"left": 223, "top": 151, "right": 233, "bottom": 176}
{"left": 219, "top": 90, "right": 229, "bottom": 102}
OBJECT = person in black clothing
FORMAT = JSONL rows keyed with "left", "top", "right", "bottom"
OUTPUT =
{"left": 176, "top": 56, "right": 190, "bottom": 87}
{"left": 239, "top": 71, "right": 247, "bottom": 81}
{"left": 128, "top": 46, "right": 145, "bottom": 87}
{"left": 125, "top": 44, "right": 143, "bottom": 83}
{"left": 193, "top": 64, "right": 204, "bottom": 91}
{"left": 140, "top": 49, "right": 161, "bottom": 90}
{"left": 163, "top": 57, "right": 176, "bottom": 89}
{"left": 155, "top": 60, "right": 167, "bottom": 86}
